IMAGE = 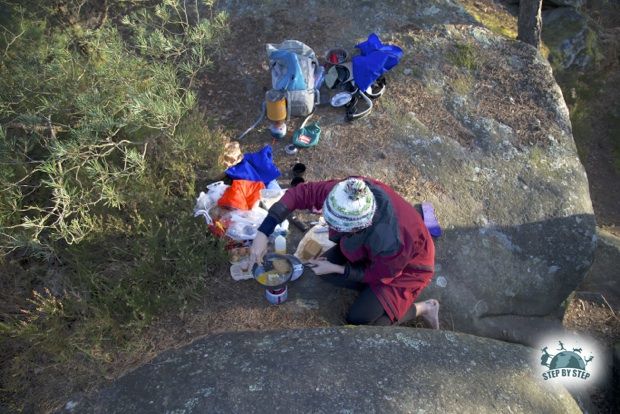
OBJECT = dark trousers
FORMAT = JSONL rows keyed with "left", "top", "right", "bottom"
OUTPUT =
{"left": 320, "top": 246, "right": 417, "bottom": 326}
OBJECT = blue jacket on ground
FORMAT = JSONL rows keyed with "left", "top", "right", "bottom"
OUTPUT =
{"left": 225, "top": 145, "right": 281, "bottom": 185}
{"left": 352, "top": 33, "right": 403, "bottom": 91}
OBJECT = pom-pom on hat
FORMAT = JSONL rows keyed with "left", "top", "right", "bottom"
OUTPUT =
{"left": 323, "top": 178, "right": 376, "bottom": 233}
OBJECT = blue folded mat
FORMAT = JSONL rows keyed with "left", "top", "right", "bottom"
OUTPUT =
{"left": 352, "top": 33, "right": 403, "bottom": 91}
{"left": 422, "top": 202, "right": 442, "bottom": 238}
{"left": 225, "top": 145, "right": 281, "bottom": 185}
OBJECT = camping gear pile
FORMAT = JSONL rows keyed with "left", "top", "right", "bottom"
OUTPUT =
{"left": 193, "top": 145, "right": 287, "bottom": 259}
{"left": 323, "top": 33, "right": 402, "bottom": 121}
{"left": 237, "top": 33, "right": 403, "bottom": 146}
{"left": 194, "top": 34, "right": 405, "bottom": 304}
{"left": 193, "top": 144, "right": 339, "bottom": 305}
{"left": 237, "top": 39, "right": 322, "bottom": 142}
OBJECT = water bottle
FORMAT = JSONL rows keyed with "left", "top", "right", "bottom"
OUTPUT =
{"left": 274, "top": 234, "right": 287, "bottom": 254}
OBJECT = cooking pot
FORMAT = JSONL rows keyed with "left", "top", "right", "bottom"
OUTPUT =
{"left": 288, "top": 254, "right": 305, "bottom": 281}
{"left": 252, "top": 253, "right": 309, "bottom": 289}
{"left": 252, "top": 253, "right": 294, "bottom": 290}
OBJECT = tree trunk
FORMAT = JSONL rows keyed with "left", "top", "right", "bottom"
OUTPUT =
{"left": 517, "top": 0, "right": 543, "bottom": 49}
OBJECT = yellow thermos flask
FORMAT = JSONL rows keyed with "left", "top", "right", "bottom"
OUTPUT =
{"left": 266, "top": 90, "right": 287, "bottom": 122}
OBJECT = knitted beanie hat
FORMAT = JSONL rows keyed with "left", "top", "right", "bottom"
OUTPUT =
{"left": 323, "top": 178, "right": 376, "bottom": 233}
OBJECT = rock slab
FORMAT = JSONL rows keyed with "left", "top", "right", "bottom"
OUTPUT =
{"left": 59, "top": 327, "right": 580, "bottom": 414}
{"left": 207, "top": 1, "right": 597, "bottom": 344}
{"left": 579, "top": 228, "right": 620, "bottom": 310}
{"left": 543, "top": 7, "right": 599, "bottom": 70}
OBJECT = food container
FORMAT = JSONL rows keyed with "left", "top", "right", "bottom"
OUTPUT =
{"left": 230, "top": 261, "right": 253, "bottom": 281}
{"left": 266, "top": 90, "right": 287, "bottom": 122}
{"left": 228, "top": 246, "right": 251, "bottom": 264}
{"left": 331, "top": 92, "right": 353, "bottom": 107}
{"left": 324, "top": 48, "right": 349, "bottom": 66}
{"left": 252, "top": 253, "right": 294, "bottom": 290}
{"left": 260, "top": 188, "right": 285, "bottom": 209}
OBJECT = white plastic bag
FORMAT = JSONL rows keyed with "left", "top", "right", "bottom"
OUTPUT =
{"left": 224, "top": 208, "right": 268, "bottom": 241}
{"left": 193, "top": 181, "right": 229, "bottom": 224}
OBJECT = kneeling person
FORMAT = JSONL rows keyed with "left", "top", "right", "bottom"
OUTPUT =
{"left": 250, "top": 177, "right": 439, "bottom": 328}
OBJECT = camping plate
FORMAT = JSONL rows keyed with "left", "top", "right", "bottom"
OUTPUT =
{"left": 330, "top": 92, "right": 353, "bottom": 107}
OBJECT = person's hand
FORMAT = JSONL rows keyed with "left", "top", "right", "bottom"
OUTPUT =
{"left": 249, "top": 231, "right": 269, "bottom": 268}
{"left": 306, "top": 258, "right": 345, "bottom": 276}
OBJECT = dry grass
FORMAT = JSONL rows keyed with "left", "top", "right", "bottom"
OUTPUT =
{"left": 563, "top": 295, "right": 619, "bottom": 347}
{"left": 563, "top": 294, "right": 619, "bottom": 413}
{"left": 2, "top": 266, "right": 335, "bottom": 413}
{"left": 460, "top": 0, "right": 518, "bottom": 39}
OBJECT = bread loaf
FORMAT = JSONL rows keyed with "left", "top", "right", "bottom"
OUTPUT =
{"left": 300, "top": 239, "right": 322, "bottom": 260}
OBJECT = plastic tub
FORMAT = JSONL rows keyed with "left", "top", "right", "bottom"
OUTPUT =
{"left": 230, "top": 262, "right": 253, "bottom": 281}
{"left": 260, "top": 189, "right": 284, "bottom": 209}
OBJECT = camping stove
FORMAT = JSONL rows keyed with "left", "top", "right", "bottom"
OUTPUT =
{"left": 265, "top": 285, "right": 288, "bottom": 305}
{"left": 253, "top": 253, "right": 303, "bottom": 305}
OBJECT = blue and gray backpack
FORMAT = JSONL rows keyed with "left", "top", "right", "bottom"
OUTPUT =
{"left": 237, "top": 40, "right": 321, "bottom": 140}
{"left": 266, "top": 39, "right": 321, "bottom": 118}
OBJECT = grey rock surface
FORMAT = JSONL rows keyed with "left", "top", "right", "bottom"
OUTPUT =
{"left": 59, "top": 327, "right": 581, "bottom": 414}
{"left": 578, "top": 228, "right": 620, "bottom": 310}
{"left": 543, "top": 7, "right": 598, "bottom": 70}
{"left": 205, "top": 0, "right": 597, "bottom": 344}
{"left": 546, "top": 0, "right": 585, "bottom": 7}
{"left": 394, "top": 24, "right": 596, "bottom": 345}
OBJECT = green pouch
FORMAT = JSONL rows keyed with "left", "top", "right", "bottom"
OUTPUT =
{"left": 292, "top": 122, "right": 321, "bottom": 148}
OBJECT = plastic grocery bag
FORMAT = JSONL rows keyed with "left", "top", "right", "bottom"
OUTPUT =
{"left": 223, "top": 208, "right": 268, "bottom": 241}
{"left": 194, "top": 181, "right": 229, "bottom": 224}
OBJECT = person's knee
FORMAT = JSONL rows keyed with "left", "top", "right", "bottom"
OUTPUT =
{"left": 371, "top": 314, "right": 392, "bottom": 326}
{"left": 346, "top": 287, "right": 389, "bottom": 325}
{"left": 346, "top": 310, "right": 392, "bottom": 326}
{"left": 345, "top": 309, "right": 373, "bottom": 325}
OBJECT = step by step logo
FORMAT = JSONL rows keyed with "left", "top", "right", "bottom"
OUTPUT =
{"left": 534, "top": 334, "right": 605, "bottom": 390}
{"left": 540, "top": 341, "right": 593, "bottom": 381}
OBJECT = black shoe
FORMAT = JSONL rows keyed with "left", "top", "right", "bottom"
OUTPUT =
{"left": 346, "top": 91, "right": 373, "bottom": 121}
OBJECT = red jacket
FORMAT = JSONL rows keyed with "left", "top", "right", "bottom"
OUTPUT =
{"left": 264, "top": 177, "right": 435, "bottom": 322}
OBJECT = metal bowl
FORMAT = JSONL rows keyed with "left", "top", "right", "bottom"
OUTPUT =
{"left": 288, "top": 255, "right": 304, "bottom": 281}
{"left": 331, "top": 92, "right": 353, "bottom": 107}
{"left": 252, "top": 253, "right": 294, "bottom": 290}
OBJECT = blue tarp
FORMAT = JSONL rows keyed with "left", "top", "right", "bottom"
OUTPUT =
{"left": 352, "top": 33, "right": 403, "bottom": 91}
{"left": 225, "top": 145, "right": 281, "bottom": 185}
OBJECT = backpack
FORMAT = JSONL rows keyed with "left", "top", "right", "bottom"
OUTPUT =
{"left": 236, "top": 40, "right": 321, "bottom": 140}
{"left": 266, "top": 40, "right": 320, "bottom": 118}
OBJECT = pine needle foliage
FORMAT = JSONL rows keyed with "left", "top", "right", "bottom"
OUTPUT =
{"left": 0, "top": 1, "right": 230, "bottom": 410}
